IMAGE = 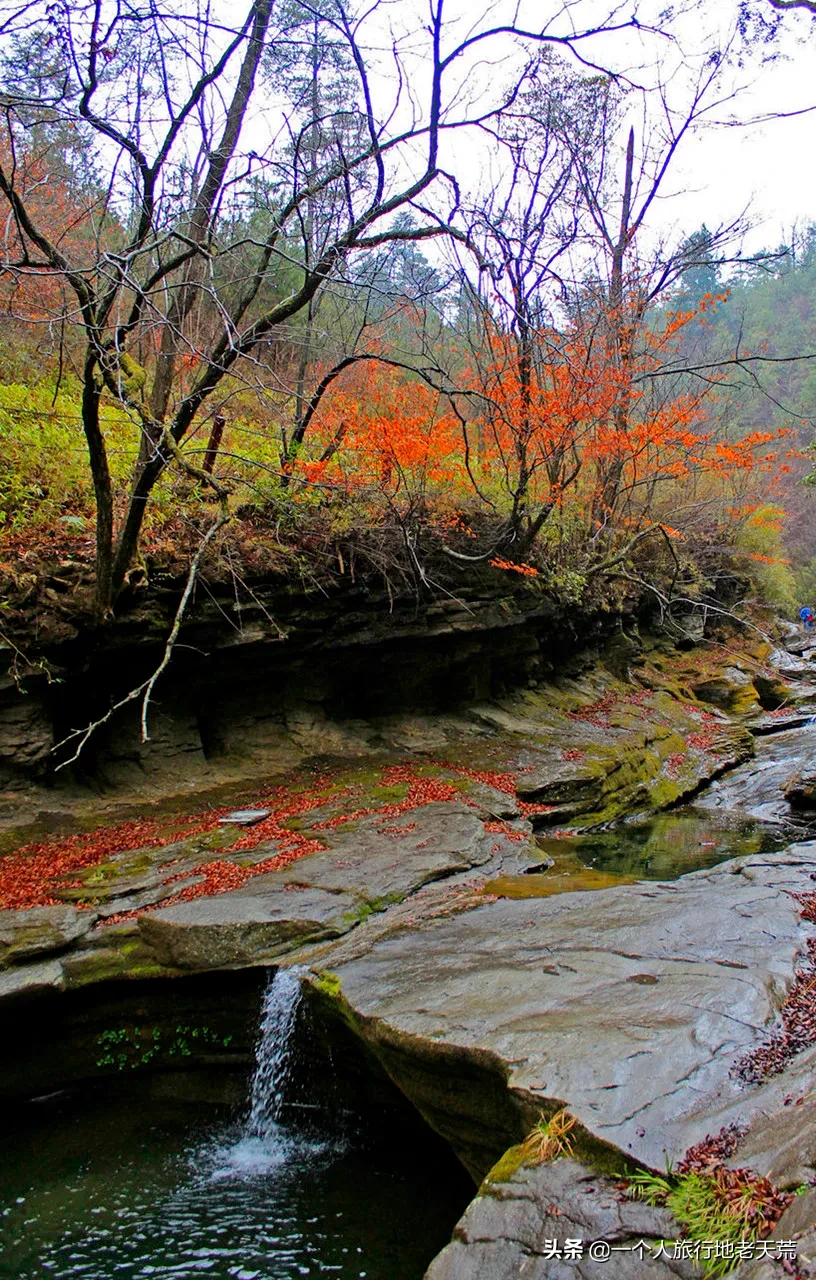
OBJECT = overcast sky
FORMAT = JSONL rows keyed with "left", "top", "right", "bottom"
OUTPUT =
{"left": 429, "top": 1, "right": 816, "bottom": 256}
{"left": 583, "top": 0, "right": 816, "bottom": 254}
{"left": 662, "top": 24, "right": 816, "bottom": 252}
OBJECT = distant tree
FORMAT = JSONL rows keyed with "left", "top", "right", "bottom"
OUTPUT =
{"left": 674, "top": 227, "right": 723, "bottom": 305}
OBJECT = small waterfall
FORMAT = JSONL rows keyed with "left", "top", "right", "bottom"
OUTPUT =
{"left": 247, "top": 966, "right": 304, "bottom": 1138}
{"left": 207, "top": 966, "right": 308, "bottom": 1180}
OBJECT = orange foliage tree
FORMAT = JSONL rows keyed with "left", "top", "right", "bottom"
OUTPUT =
{"left": 286, "top": 291, "right": 789, "bottom": 592}
{"left": 0, "top": 140, "right": 109, "bottom": 329}
{"left": 294, "top": 361, "right": 465, "bottom": 516}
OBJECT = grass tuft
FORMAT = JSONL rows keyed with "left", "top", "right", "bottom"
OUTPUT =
{"left": 628, "top": 1165, "right": 792, "bottom": 1278}
{"left": 519, "top": 1109, "right": 578, "bottom": 1165}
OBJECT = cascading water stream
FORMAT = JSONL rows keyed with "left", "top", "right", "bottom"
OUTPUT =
{"left": 0, "top": 961, "right": 474, "bottom": 1277}
{"left": 246, "top": 965, "right": 305, "bottom": 1139}
{"left": 209, "top": 965, "right": 309, "bottom": 1178}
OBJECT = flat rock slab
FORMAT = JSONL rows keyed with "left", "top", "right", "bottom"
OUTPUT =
{"left": 425, "top": 1158, "right": 700, "bottom": 1279}
{"left": 310, "top": 847, "right": 816, "bottom": 1170}
{"left": 275, "top": 801, "right": 500, "bottom": 901}
{"left": 0, "top": 957, "right": 64, "bottom": 999}
{"left": 139, "top": 884, "right": 365, "bottom": 969}
{"left": 134, "top": 802, "right": 513, "bottom": 970}
{"left": 0, "top": 904, "right": 95, "bottom": 966}
{"left": 218, "top": 809, "right": 271, "bottom": 826}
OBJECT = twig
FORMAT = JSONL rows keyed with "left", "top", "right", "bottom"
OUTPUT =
{"left": 140, "top": 512, "right": 229, "bottom": 741}
{"left": 52, "top": 512, "right": 229, "bottom": 770}
{"left": 609, "top": 570, "right": 776, "bottom": 647}
{"left": 0, "top": 629, "right": 57, "bottom": 689}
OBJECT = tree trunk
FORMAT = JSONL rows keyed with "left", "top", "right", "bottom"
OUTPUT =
{"left": 79, "top": 352, "right": 115, "bottom": 616}
{"left": 202, "top": 414, "right": 226, "bottom": 474}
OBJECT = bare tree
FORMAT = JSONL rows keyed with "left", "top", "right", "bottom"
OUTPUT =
{"left": 449, "top": 55, "right": 614, "bottom": 555}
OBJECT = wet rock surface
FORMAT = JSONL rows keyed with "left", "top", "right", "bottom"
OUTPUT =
{"left": 726, "top": 1098, "right": 816, "bottom": 1189}
{"left": 425, "top": 1158, "right": 700, "bottom": 1279}
{"left": 701, "top": 723, "right": 816, "bottom": 826}
{"left": 302, "top": 846, "right": 816, "bottom": 1173}
{"left": 273, "top": 801, "right": 500, "bottom": 899}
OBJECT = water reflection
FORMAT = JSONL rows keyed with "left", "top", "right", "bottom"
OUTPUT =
{"left": 560, "top": 809, "right": 791, "bottom": 881}
{"left": 485, "top": 808, "right": 794, "bottom": 900}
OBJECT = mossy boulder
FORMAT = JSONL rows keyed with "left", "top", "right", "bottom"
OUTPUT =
{"left": 691, "top": 666, "right": 759, "bottom": 715}
{"left": 753, "top": 673, "right": 793, "bottom": 711}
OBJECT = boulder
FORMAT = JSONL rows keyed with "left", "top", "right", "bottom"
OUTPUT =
{"left": 307, "top": 848, "right": 816, "bottom": 1174}
{"left": 425, "top": 1158, "right": 700, "bottom": 1279}
{"left": 691, "top": 666, "right": 759, "bottom": 714}
{"left": 138, "top": 884, "right": 368, "bottom": 969}
{"left": 785, "top": 773, "right": 816, "bottom": 811}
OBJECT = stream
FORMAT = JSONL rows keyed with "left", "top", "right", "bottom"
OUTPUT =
{"left": 697, "top": 719, "right": 816, "bottom": 826}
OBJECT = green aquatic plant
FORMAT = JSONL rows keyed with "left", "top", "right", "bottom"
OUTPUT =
{"left": 95, "top": 1022, "right": 234, "bottom": 1070}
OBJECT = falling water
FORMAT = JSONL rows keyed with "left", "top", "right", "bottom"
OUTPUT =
{"left": 207, "top": 966, "right": 307, "bottom": 1178}
{"left": 247, "top": 965, "right": 305, "bottom": 1138}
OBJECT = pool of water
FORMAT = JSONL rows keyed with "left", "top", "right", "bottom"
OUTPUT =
{"left": 540, "top": 808, "right": 793, "bottom": 882}
{"left": 0, "top": 1084, "right": 473, "bottom": 1280}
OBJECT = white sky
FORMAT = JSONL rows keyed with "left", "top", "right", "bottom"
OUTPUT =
{"left": 660, "top": 41, "right": 816, "bottom": 253}
{"left": 412, "top": 0, "right": 816, "bottom": 258}
{"left": 43, "top": 0, "right": 816, "bottom": 261}
{"left": 587, "top": 2, "right": 816, "bottom": 254}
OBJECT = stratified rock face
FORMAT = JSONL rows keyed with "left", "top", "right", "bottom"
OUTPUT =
{"left": 425, "top": 1158, "right": 700, "bottom": 1280}
{"left": 0, "top": 684, "right": 53, "bottom": 781}
{"left": 307, "top": 846, "right": 816, "bottom": 1174}
{"left": 0, "top": 904, "right": 95, "bottom": 966}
